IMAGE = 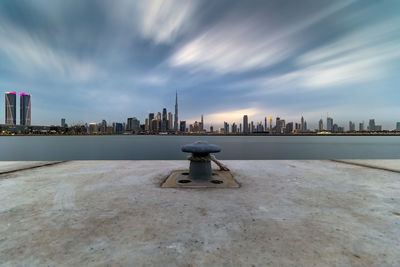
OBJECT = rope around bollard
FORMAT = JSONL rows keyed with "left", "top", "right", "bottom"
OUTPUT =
{"left": 187, "top": 155, "right": 230, "bottom": 171}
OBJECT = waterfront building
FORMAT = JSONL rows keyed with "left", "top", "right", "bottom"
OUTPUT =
{"left": 304, "top": 121, "right": 307, "bottom": 132}
{"left": 224, "top": 122, "right": 229, "bottom": 133}
{"left": 145, "top": 119, "right": 149, "bottom": 131}
{"left": 148, "top": 113, "right": 154, "bottom": 131}
{"left": 349, "top": 121, "right": 355, "bottom": 132}
{"left": 168, "top": 112, "right": 173, "bottom": 130}
{"left": 264, "top": 117, "right": 267, "bottom": 132}
{"left": 397, "top": 122, "right": 400, "bottom": 131}
{"left": 239, "top": 123, "right": 242, "bottom": 133}
{"left": 189, "top": 124, "right": 193, "bottom": 132}
{"left": 20, "top": 93, "right": 31, "bottom": 126}
{"left": 369, "top": 119, "right": 375, "bottom": 132}
{"left": 113, "top": 122, "right": 123, "bottom": 134}
{"left": 286, "top": 122, "right": 293, "bottom": 134}
{"left": 327, "top": 116, "right": 333, "bottom": 132}
{"left": 88, "top": 123, "right": 98, "bottom": 133}
{"left": 210, "top": 125, "right": 214, "bottom": 133}
{"left": 232, "top": 122, "right": 237, "bottom": 133}
{"left": 200, "top": 115, "right": 204, "bottom": 131}
{"left": 269, "top": 116, "right": 272, "bottom": 132}
{"left": 132, "top": 117, "right": 140, "bottom": 131}
{"left": 101, "top": 120, "right": 107, "bottom": 133}
{"left": 127, "top": 118, "right": 133, "bottom": 131}
{"left": 180, "top": 121, "right": 186, "bottom": 132}
{"left": 301, "top": 116, "right": 305, "bottom": 132}
{"left": 161, "top": 108, "right": 168, "bottom": 132}
{"left": 250, "top": 121, "right": 254, "bottom": 133}
{"left": 61, "top": 118, "right": 66, "bottom": 128}
{"left": 332, "top": 124, "right": 339, "bottom": 133}
{"left": 151, "top": 119, "right": 159, "bottom": 132}
{"left": 174, "top": 91, "right": 178, "bottom": 131}
{"left": 375, "top": 125, "right": 382, "bottom": 131}
{"left": 193, "top": 121, "right": 200, "bottom": 132}
{"left": 359, "top": 122, "right": 364, "bottom": 131}
{"left": 318, "top": 119, "right": 323, "bottom": 131}
{"left": 243, "top": 115, "right": 249, "bottom": 133}
{"left": 5, "top": 92, "right": 17, "bottom": 125}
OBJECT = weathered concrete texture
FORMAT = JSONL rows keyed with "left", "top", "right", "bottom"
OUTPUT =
{"left": 0, "top": 160, "right": 399, "bottom": 266}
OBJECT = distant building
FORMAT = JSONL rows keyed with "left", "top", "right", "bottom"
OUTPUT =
{"left": 5, "top": 92, "right": 17, "bottom": 125}
{"left": 318, "top": 119, "right": 323, "bottom": 131}
{"left": 168, "top": 112, "right": 173, "bottom": 130}
{"left": 113, "top": 122, "right": 123, "bottom": 134}
{"left": 88, "top": 123, "right": 98, "bottom": 133}
{"left": 243, "top": 115, "right": 249, "bottom": 133}
{"left": 180, "top": 121, "right": 186, "bottom": 132}
{"left": 61, "top": 118, "right": 66, "bottom": 128}
{"left": 327, "top": 117, "right": 333, "bottom": 132}
{"left": 332, "top": 124, "right": 339, "bottom": 133}
{"left": 193, "top": 121, "right": 200, "bottom": 132}
{"left": 174, "top": 91, "right": 178, "bottom": 131}
{"left": 148, "top": 113, "right": 154, "bottom": 131}
{"left": 151, "top": 119, "right": 159, "bottom": 132}
{"left": 349, "top": 121, "right": 355, "bottom": 132}
{"left": 286, "top": 122, "right": 293, "bottom": 134}
{"left": 20, "top": 93, "right": 31, "bottom": 126}
{"left": 101, "top": 120, "right": 107, "bottom": 133}
{"left": 210, "top": 125, "right": 214, "bottom": 133}
{"left": 200, "top": 115, "right": 204, "bottom": 131}
{"left": 269, "top": 116, "right": 272, "bottom": 132}
{"left": 224, "top": 122, "right": 229, "bottom": 133}
{"left": 300, "top": 116, "right": 305, "bottom": 132}
{"left": 145, "top": 118, "right": 149, "bottom": 131}
{"left": 232, "top": 122, "right": 237, "bottom": 133}
{"left": 375, "top": 125, "right": 382, "bottom": 131}
{"left": 397, "top": 122, "right": 400, "bottom": 131}
{"left": 369, "top": 119, "right": 375, "bottom": 132}
{"left": 162, "top": 108, "right": 168, "bottom": 132}
{"left": 359, "top": 122, "right": 364, "bottom": 131}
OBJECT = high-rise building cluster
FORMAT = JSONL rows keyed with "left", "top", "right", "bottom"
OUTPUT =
{"left": 4, "top": 92, "right": 31, "bottom": 126}
{"left": 2, "top": 90, "right": 399, "bottom": 135}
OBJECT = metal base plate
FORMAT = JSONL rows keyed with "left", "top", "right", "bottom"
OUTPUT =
{"left": 161, "top": 170, "right": 240, "bottom": 188}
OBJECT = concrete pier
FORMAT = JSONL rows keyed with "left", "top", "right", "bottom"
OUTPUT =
{"left": 1, "top": 160, "right": 399, "bottom": 266}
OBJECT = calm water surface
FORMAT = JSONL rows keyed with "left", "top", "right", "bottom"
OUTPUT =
{"left": 1, "top": 135, "right": 400, "bottom": 160}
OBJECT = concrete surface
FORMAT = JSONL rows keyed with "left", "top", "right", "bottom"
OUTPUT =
{"left": 0, "top": 160, "right": 399, "bottom": 266}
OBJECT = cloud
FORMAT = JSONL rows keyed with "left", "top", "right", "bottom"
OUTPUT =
{"left": 0, "top": 21, "right": 101, "bottom": 81}
{"left": 112, "top": 0, "right": 197, "bottom": 44}
{"left": 264, "top": 17, "right": 400, "bottom": 90}
{"left": 169, "top": 1, "right": 353, "bottom": 74}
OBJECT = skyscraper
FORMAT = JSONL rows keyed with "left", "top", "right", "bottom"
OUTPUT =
{"left": 168, "top": 112, "right": 173, "bottom": 130}
{"left": 148, "top": 113, "right": 154, "bottom": 131}
{"left": 5, "top": 92, "right": 17, "bottom": 125}
{"left": 359, "top": 122, "right": 364, "bottom": 131}
{"left": 20, "top": 93, "right": 31, "bottom": 126}
{"left": 396, "top": 122, "right": 400, "bottom": 131}
{"left": 327, "top": 116, "right": 333, "bottom": 132}
{"left": 174, "top": 91, "right": 178, "bottom": 131}
{"left": 61, "top": 118, "right": 66, "bottom": 128}
{"left": 162, "top": 108, "right": 167, "bottom": 132}
{"left": 369, "top": 119, "right": 375, "bottom": 132}
{"left": 318, "top": 118, "right": 323, "bottom": 131}
{"left": 349, "top": 121, "right": 355, "bottom": 132}
{"left": 200, "top": 114, "right": 204, "bottom": 131}
{"left": 300, "top": 116, "right": 305, "bottom": 132}
{"left": 243, "top": 115, "right": 248, "bottom": 133}
{"left": 269, "top": 116, "right": 272, "bottom": 133}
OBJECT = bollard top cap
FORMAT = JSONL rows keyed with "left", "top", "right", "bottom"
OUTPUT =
{"left": 181, "top": 141, "right": 221, "bottom": 154}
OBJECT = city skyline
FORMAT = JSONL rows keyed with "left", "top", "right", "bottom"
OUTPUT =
{"left": 0, "top": 1, "right": 400, "bottom": 128}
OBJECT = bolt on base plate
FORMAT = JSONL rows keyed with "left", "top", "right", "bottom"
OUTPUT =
{"left": 161, "top": 170, "right": 240, "bottom": 188}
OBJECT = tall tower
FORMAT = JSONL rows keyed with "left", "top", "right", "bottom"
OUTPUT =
{"left": 174, "top": 90, "right": 178, "bottom": 131}
{"left": 5, "top": 92, "right": 17, "bottom": 125}
{"left": 20, "top": 93, "right": 31, "bottom": 126}
{"left": 243, "top": 115, "right": 248, "bottom": 133}
{"left": 269, "top": 116, "right": 272, "bottom": 132}
{"left": 200, "top": 114, "right": 204, "bottom": 131}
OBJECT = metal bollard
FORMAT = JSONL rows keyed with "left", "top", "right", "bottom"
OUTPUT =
{"left": 181, "top": 141, "right": 221, "bottom": 182}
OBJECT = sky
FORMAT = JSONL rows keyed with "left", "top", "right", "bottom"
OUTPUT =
{"left": 1, "top": 0, "right": 400, "bottom": 130}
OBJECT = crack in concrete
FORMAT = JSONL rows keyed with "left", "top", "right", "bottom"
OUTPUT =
{"left": 331, "top": 160, "right": 400, "bottom": 174}
{"left": 0, "top": 161, "right": 68, "bottom": 177}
